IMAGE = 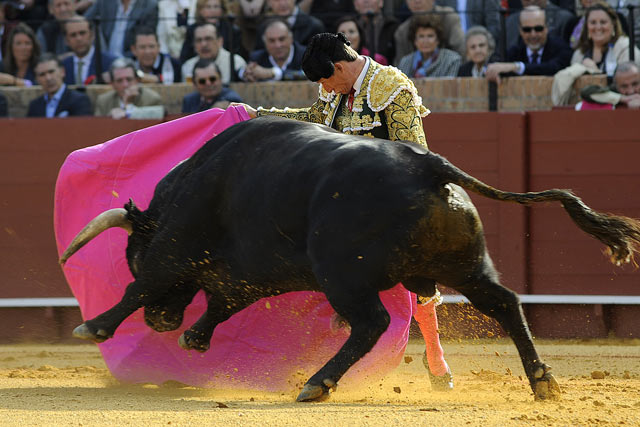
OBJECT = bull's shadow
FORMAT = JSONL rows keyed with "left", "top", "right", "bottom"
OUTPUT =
{"left": 59, "top": 116, "right": 640, "bottom": 402}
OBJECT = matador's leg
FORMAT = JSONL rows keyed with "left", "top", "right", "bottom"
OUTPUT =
{"left": 415, "top": 289, "right": 453, "bottom": 390}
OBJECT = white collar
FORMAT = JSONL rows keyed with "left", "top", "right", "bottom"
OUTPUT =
{"left": 269, "top": 44, "right": 295, "bottom": 70}
{"left": 352, "top": 56, "right": 370, "bottom": 96}
{"left": 526, "top": 46, "right": 544, "bottom": 60}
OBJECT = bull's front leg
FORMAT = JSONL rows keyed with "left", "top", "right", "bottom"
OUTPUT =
{"left": 73, "top": 279, "right": 151, "bottom": 342}
{"left": 297, "top": 288, "right": 390, "bottom": 402}
{"left": 178, "top": 292, "right": 238, "bottom": 352}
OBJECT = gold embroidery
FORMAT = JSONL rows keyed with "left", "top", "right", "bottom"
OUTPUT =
{"left": 385, "top": 90, "right": 428, "bottom": 148}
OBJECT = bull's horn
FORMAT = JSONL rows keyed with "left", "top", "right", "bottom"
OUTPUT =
{"left": 59, "top": 208, "right": 132, "bottom": 265}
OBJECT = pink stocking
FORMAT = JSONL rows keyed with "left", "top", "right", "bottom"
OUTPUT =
{"left": 414, "top": 300, "right": 449, "bottom": 376}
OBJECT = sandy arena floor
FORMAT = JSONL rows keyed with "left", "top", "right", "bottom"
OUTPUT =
{"left": 0, "top": 338, "right": 638, "bottom": 426}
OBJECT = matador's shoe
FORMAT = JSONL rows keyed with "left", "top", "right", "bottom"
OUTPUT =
{"left": 423, "top": 351, "right": 454, "bottom": 391}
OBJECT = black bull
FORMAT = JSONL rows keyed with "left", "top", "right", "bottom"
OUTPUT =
{"left": 60, "top": 116, "right": 640, "bottom": 402}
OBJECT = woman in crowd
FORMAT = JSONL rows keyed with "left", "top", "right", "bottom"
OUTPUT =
{"left": 572, "top": 3, "right": 640, "bottom": 80}
{"left": 335, "top": 16, "right": 388, "bottom": 65}
{"left": 179, "top": 0, "right": 247, "bottom": 64}
{"left": 457, "top": 26, "right": 495, "bottom": 77}
{"left": 567, "top": 0, "right": 628, "bottom": 49}
{"left": 0, "top": 22, "right": 40, "bottom": 87}
{"left": 397, "top": 14, "right": 461, "bottom": 78}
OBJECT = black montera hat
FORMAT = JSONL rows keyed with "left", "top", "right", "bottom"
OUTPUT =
{"left": 302, "top": 32, "right": 351, "bottom": 82}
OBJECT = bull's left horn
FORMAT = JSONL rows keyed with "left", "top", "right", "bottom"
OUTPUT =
{"left": 59, "top": 208, "right": 132, "bottom": 265}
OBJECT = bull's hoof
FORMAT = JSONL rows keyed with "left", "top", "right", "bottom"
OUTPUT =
{"left": 296, "top": 379, "right": 336, "bottom": 402}
{"left": 423, "top": 352, "right": 454, "bottom": 391}
{"left": 533, "top": 365, "right": 561, "bottom": 401}
{"left": 178, "top": 332, "right": 210, "bottom": 352}
{"left": 72, "top": 323, "right": 109, "bottom": 343}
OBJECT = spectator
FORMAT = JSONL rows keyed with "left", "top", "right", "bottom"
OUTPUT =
{"left": 458, "top": 25, "right": 496, "bottom": 77}
{"left": 435, "top": 0, "right": 501, "bottom": 42}
{"left": 131, "top": 26, "right": 182, "bottom": 84}
{"left": 505, "top": 0, "right": 574, "bottom": 51}
{"left": 157, "top": 0, "right": 197, "bottom": 59}
{"left": 85, "top": 0, "right": 159, "bottom": 58}
{"left": 94, "top": 57, "right": 165, "bottom": 119}
{"left": 486, "top": 6, "right": 572, "bottom": 83}
{"left": 240, "top": 18, "right": 305, "bottom": 81}
{"left": 567, "top": 0, "right": 628, "bottom": 49}
{"left": 254, "top": 0, "right": 325, "bottom": 51}
{"left": 4, "top": 0, "right": 47, "bottom": 32}
{"left": 298, "top": 0, "right": 356, "bottom": 33}
{"left": 394, "top": 0, "right": 465, "bottom": 64}
{"left": 0, "top": 22, "right": 40, "bottom": 86}
{"left": 354, "top": 0, "right": 398, "bottom": 63}
{"left": 0, "top": 90, "right": 7, "bottom": 116}
{"left": 36, "top": 0, "right": 75, "bottom": 56}
{"left": 61, "top": 15, "right": 117, "bottom": 85}
{"left": 27, "top": 53, "right": 92, "bottom": 117}
{"left": 179, "top": 0, "right": 246, "bottom": 64}
{"left": 1, "top": 2, "right": 19, "bottom": 61}
{"left": 397, "top": 14, "right": 462, "bottom": 77}
{"left": 336, "top": 15, "right": 389, "bottom": 65}
{"left": 614, "top": 61, "right": 640, "bottom": 96}
{"left": 181, "top": 22, "right": 246, "bottom": 84}
{"left": 182, "top": 58, "right": 242, "bottom": 113}
{"left": 571, "top": 3, "right": 640, "bottom": 79}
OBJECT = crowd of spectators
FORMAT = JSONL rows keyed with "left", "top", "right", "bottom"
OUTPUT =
{"left": 1, "top": 0, "right": 640, "bottom": 118}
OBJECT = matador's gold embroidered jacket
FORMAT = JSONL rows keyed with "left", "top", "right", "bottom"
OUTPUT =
{"left": 256, "top": 59, "right": 430, "bottom": 148}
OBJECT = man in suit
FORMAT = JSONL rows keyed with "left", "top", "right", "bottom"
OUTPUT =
{"left": 486, "top": 6, "right": 572, "bottom": 83}
{"left": 94, "top": 57, "right": 164, "bottom": 119}
{"left": 27, "top": 53, "right": 92, "bottom": 117}
{"left": 354, "top": 0, "right": 399, "bottom": 64}
{"left": 240, "top": 18, "right": 306, "bottom": 82}
{"left": 254, "top": 0, "right": 325, "bottom": 50}
{"left": 35, "top": 0, "right": 75, "bottom": 55}
{"left": 394, "top": 0, "right": 465, "bottom": 64}
{"left": 61, "top": 15, "right": 118, "bottom": 86}
{"left": 436, "top": 0, "right": 501, "bottom": 42}
{"left": 84, "top": 0, "right": 158, "bottom": 57}
{"left": 504, "top": 0, "right": 573, "bottom": 51}
{"left": 182, "top": 58, "right": 242, "bottom": 114}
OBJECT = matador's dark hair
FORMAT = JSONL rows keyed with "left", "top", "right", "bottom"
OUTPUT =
{"left": 301, "top": 32, "right": 358, "bottom": 82}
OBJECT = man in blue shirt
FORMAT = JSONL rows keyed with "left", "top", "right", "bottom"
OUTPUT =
{"left": 27, "top": 53, "right": 93, "bottom": 118}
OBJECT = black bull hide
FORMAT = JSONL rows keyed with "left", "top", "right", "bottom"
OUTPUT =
{"left": 60, "top": 116, "right": 640, "bottom": 402}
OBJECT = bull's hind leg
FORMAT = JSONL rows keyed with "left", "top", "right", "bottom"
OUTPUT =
{"left": 456, "top": 265, "right": 561, "bottom": 401}
{"left": 297, "top": 287, "right": 390, "bottom": 402}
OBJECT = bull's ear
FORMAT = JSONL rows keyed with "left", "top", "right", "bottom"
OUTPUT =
{"left": 124, "top": 198, "right": 138, "bottom": 213}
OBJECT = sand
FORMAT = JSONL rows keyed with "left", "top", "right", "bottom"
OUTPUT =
{"left": 0, "top": 338, "right": 638, "bottom": 426}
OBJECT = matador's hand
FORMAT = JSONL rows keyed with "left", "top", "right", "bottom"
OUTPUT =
{"left": 229, "top": 102, "right": 257, "bottom": 118}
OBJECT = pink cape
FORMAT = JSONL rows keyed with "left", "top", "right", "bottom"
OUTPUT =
{"left": 54, "top": 107, "right": 415, "bottom": 391}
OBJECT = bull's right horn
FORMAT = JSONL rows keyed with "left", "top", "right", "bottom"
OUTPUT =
{"left": 59, "top": 208, "right": 132, "bottom": 265}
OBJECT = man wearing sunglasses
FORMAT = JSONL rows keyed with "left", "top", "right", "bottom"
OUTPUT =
{"left": 503, "top": 0, "right": 573, "bottom": 51}
{"left": 182, "top": 58, "right": 242, "bottom": 114}
{"left": 486, "top": 6, "right": 572, "bottom": 84}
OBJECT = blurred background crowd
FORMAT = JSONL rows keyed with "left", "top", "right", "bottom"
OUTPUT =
{"left": 0, "top": 0, "right": 639, "bottom": 118}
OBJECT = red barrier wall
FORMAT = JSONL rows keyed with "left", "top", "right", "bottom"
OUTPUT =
{"left": 1, "top": 112, "right": 638, "bottom": 341}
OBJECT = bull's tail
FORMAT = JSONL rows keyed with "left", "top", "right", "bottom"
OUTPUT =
{"left": 429, "top": 152, "right": 640, "bottom": 267}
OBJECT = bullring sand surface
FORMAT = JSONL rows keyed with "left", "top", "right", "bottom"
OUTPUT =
{"left": 0, "top": 339, "right": 638, "bottom": 426}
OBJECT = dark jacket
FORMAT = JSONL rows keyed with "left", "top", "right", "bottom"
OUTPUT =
{"left": 254, "top": 12, "right": 325, "bottom": 50}
{"left": 62, "top": 51, "right": 118, "bottom": 85}
{"left": 356, "top": 14, "right": 398, "bottom": 66}
{"left": 504, "top": 35, "right": 572, "bottom": 76}
{"left": 249, "top": 41, "right": 306, "bottom": 81}
{"left": 181, "top": 87, "right": 243, "bottom": 114}
{"left": 0, "top": 92, "right": 7, "bottom": 117}
{"left": 27, "top": 86, "right": 93, "bottom": 117}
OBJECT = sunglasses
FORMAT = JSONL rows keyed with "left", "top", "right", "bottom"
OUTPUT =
{"left": 197, "top": 76, "right": 218, "bottom": 85}
{"left": 521, "top": 25, "right": 545, "bottom": 33}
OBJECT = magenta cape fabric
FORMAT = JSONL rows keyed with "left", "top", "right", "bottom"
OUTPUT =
{"left": 54, "top": 107, "right": 415, "bottom": 391}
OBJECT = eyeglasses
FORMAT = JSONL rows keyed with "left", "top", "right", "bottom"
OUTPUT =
{"left": 197, "top": 76, "right": 218, "bottom": 85}
{"left": 520, "top": 25, "right": 545, "bottom": 33}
